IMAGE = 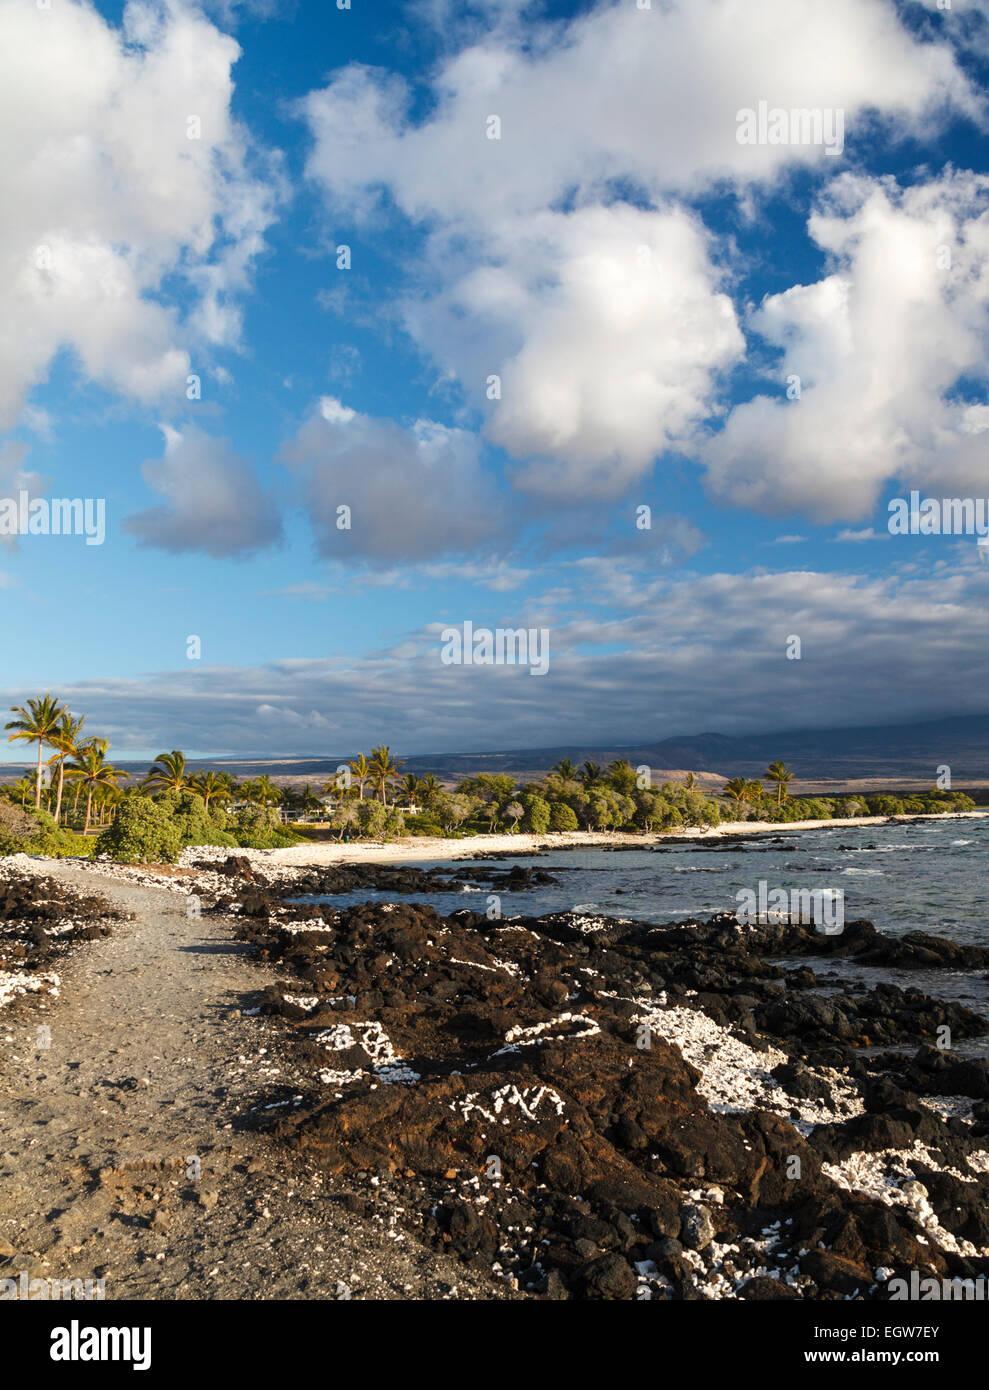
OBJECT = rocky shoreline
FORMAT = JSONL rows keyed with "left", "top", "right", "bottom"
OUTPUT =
{"left": 6, "top": 849, "right": 989, "bottom": 1301}
{"left": 184, "top": 855, "right": 989, "bottom": 1300}
{"left": 0, "top": 859, "right": 129, "bottom": 1015}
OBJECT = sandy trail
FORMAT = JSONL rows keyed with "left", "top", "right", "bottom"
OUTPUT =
{"left": 0, "top": 863, "right": 500, "bottom": 1300}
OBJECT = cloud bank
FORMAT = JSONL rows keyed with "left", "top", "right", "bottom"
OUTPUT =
{"left": 10, "top": 558, "right": 988, "bottom": 755}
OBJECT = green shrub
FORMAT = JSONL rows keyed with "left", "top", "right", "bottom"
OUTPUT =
{"left": 404, "top": 813, "right": 445, "bottom": 836}
{"left": 232, "top": 804, "right": 302, "bottom": 847}
{"left": 521, "top": 794, "right": 551, "bottom": 834}
{"left": 96, "top": 796, "right": 183, "bottom": 863}
{"left": 158, "top": 789, "right": 237, "bottom": 848}
{"left": 236, "top": 829, "right": 303, "bottom": 849}
{"left": 548, "top": 801, "right": 578, "bottom": 832}
{"left": 327, "top": 803, "right": 359, "bottom": 839}
{"left": 356, "top": 800, "right": 387, "bottom": 838}
{"left": 30, "top": 819, "right": 93, "bottom": 858}
{"left": 0, "top": 803, "right": 92, "bottom": 858}
{"left": 0, "top": 800, "right": 36, "bottom": 852}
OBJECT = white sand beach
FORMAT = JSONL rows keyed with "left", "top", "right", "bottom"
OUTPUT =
{"left": 266, "top": 809, "right": 989, "bottom": 867}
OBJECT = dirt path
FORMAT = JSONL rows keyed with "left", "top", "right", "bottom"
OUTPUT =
{"left": 0, "top": 864, "right": 501, "bottom": 1300}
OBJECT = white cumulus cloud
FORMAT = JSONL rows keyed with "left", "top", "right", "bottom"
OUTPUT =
{"left": 298, "top": 0, "right": 979, "bottom": 504}
{"left": 407, "top": 204, "right": 743, "bottom": 497}
{"left": 702, "top": 172, "right": 989, "bottom": 520}
{"left": 301, "top": 0, "right": 976, "bottom": 220}
{"left": 0, "top": 0, "right": 278, "bottom": 430}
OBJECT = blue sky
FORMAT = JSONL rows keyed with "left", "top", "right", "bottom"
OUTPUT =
{"left": 1, "top": 0, "right": 988, "bottom": 760}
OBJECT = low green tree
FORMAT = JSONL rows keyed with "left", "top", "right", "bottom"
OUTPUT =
{"left": 96, "top": 795, "right": 183, "bottom": 864}
{"left": 521, "top": 794, "right": 551, "bottom": 834}
{"left": 549, "top": 801, "right": 578, "bottom": 832}
{"left": 234, "top": 803, "right": 284, "bottom": 846}
{"left": 159, "top": 789, "right": 235, "bottom": 847}
{"left": 329, "top": 802, "right": 359, "bottom": 840}
{"left": 356, "top": 798, "right": 387, "bottom": 838}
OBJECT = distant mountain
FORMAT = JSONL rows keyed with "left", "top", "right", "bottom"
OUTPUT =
{"left": 1, "top": 714, "right": 985, "bottom": 785}
{"left": 394, "top": 714, "right": 989, "bottom": 782}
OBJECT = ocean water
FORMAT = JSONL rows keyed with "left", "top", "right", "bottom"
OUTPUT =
{"left": 297, "top": 814, "right": 989, "bottom": 1052}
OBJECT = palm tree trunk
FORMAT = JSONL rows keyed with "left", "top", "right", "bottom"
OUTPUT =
{"left": 55, "top": 757, "right": 65, "bottom": 825}
{"left": 35, "top": 741, "right": 43, "bottom": 808}
{"left": 84, "top": 788, "right": 93, "bottom": 833}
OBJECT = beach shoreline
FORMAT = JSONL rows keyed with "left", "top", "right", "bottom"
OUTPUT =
{"left": 263, "top": 808, "right": 989, "bottom": 868}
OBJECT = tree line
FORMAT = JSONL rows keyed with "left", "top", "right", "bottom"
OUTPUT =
{"left": 2, "top": 695, "right": 976, "bottom": 854}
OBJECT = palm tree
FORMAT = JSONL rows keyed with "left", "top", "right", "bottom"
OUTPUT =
{"left": 765, "top": 761, "right": 794, "bottom": 806}
{"left": 369, "top": 745, "right": 405, "bottom": 806}
{"left": 144, "top": 750, "right": 190, "bottom": 795}
{"left": 225, "top": 777, "right": 245, "bottom": 806}
{"left": 607, "top": 759, "right": 637, "bottom": 793}
{"left": 347, "top": 753, "right": 371, "bottom": 800}
{"left": 723, "top": 777, "right": 748, "bottom": 808}
{"left": 682, "top": 772, "right": 697, "bottom": 791}
{"left": 5, "top": 694, "right": 65, "bottom": 808}
{"left": 397, "top": 773, "right": 421, "bottom": 808}
{"left": 11, "top": 774, "right": 34, "bottom": 808}
{"left": 744, "top": 779, "right": 765, "bottom": 804}
{"left": 190, "top": 770, "right": 230, "bottom": 813}
{"left": 251, "top": 775, "right": 280, "bottom": 808}
{"left": 417, "top": 773, "right": 442, "bottom": 803}
{"left": 48, "top": 711, "right": 86, "bottom": 825}
{"left": 552, "top": 758, "right": 577, "bottom": 781}
{"left": 579, "top": 761, "right": 604, "bottom": 789}
{"left": 66, "top": 740, "right": 128, "bottom": 832}
{"left": 241, "top": 779, "right": 266, "bottom": 807}
{"left": 94, "top": 782, "right": 124, "bottom": 826}
{"left": 42, "top": 753, "right": 60, "bottom": 811}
